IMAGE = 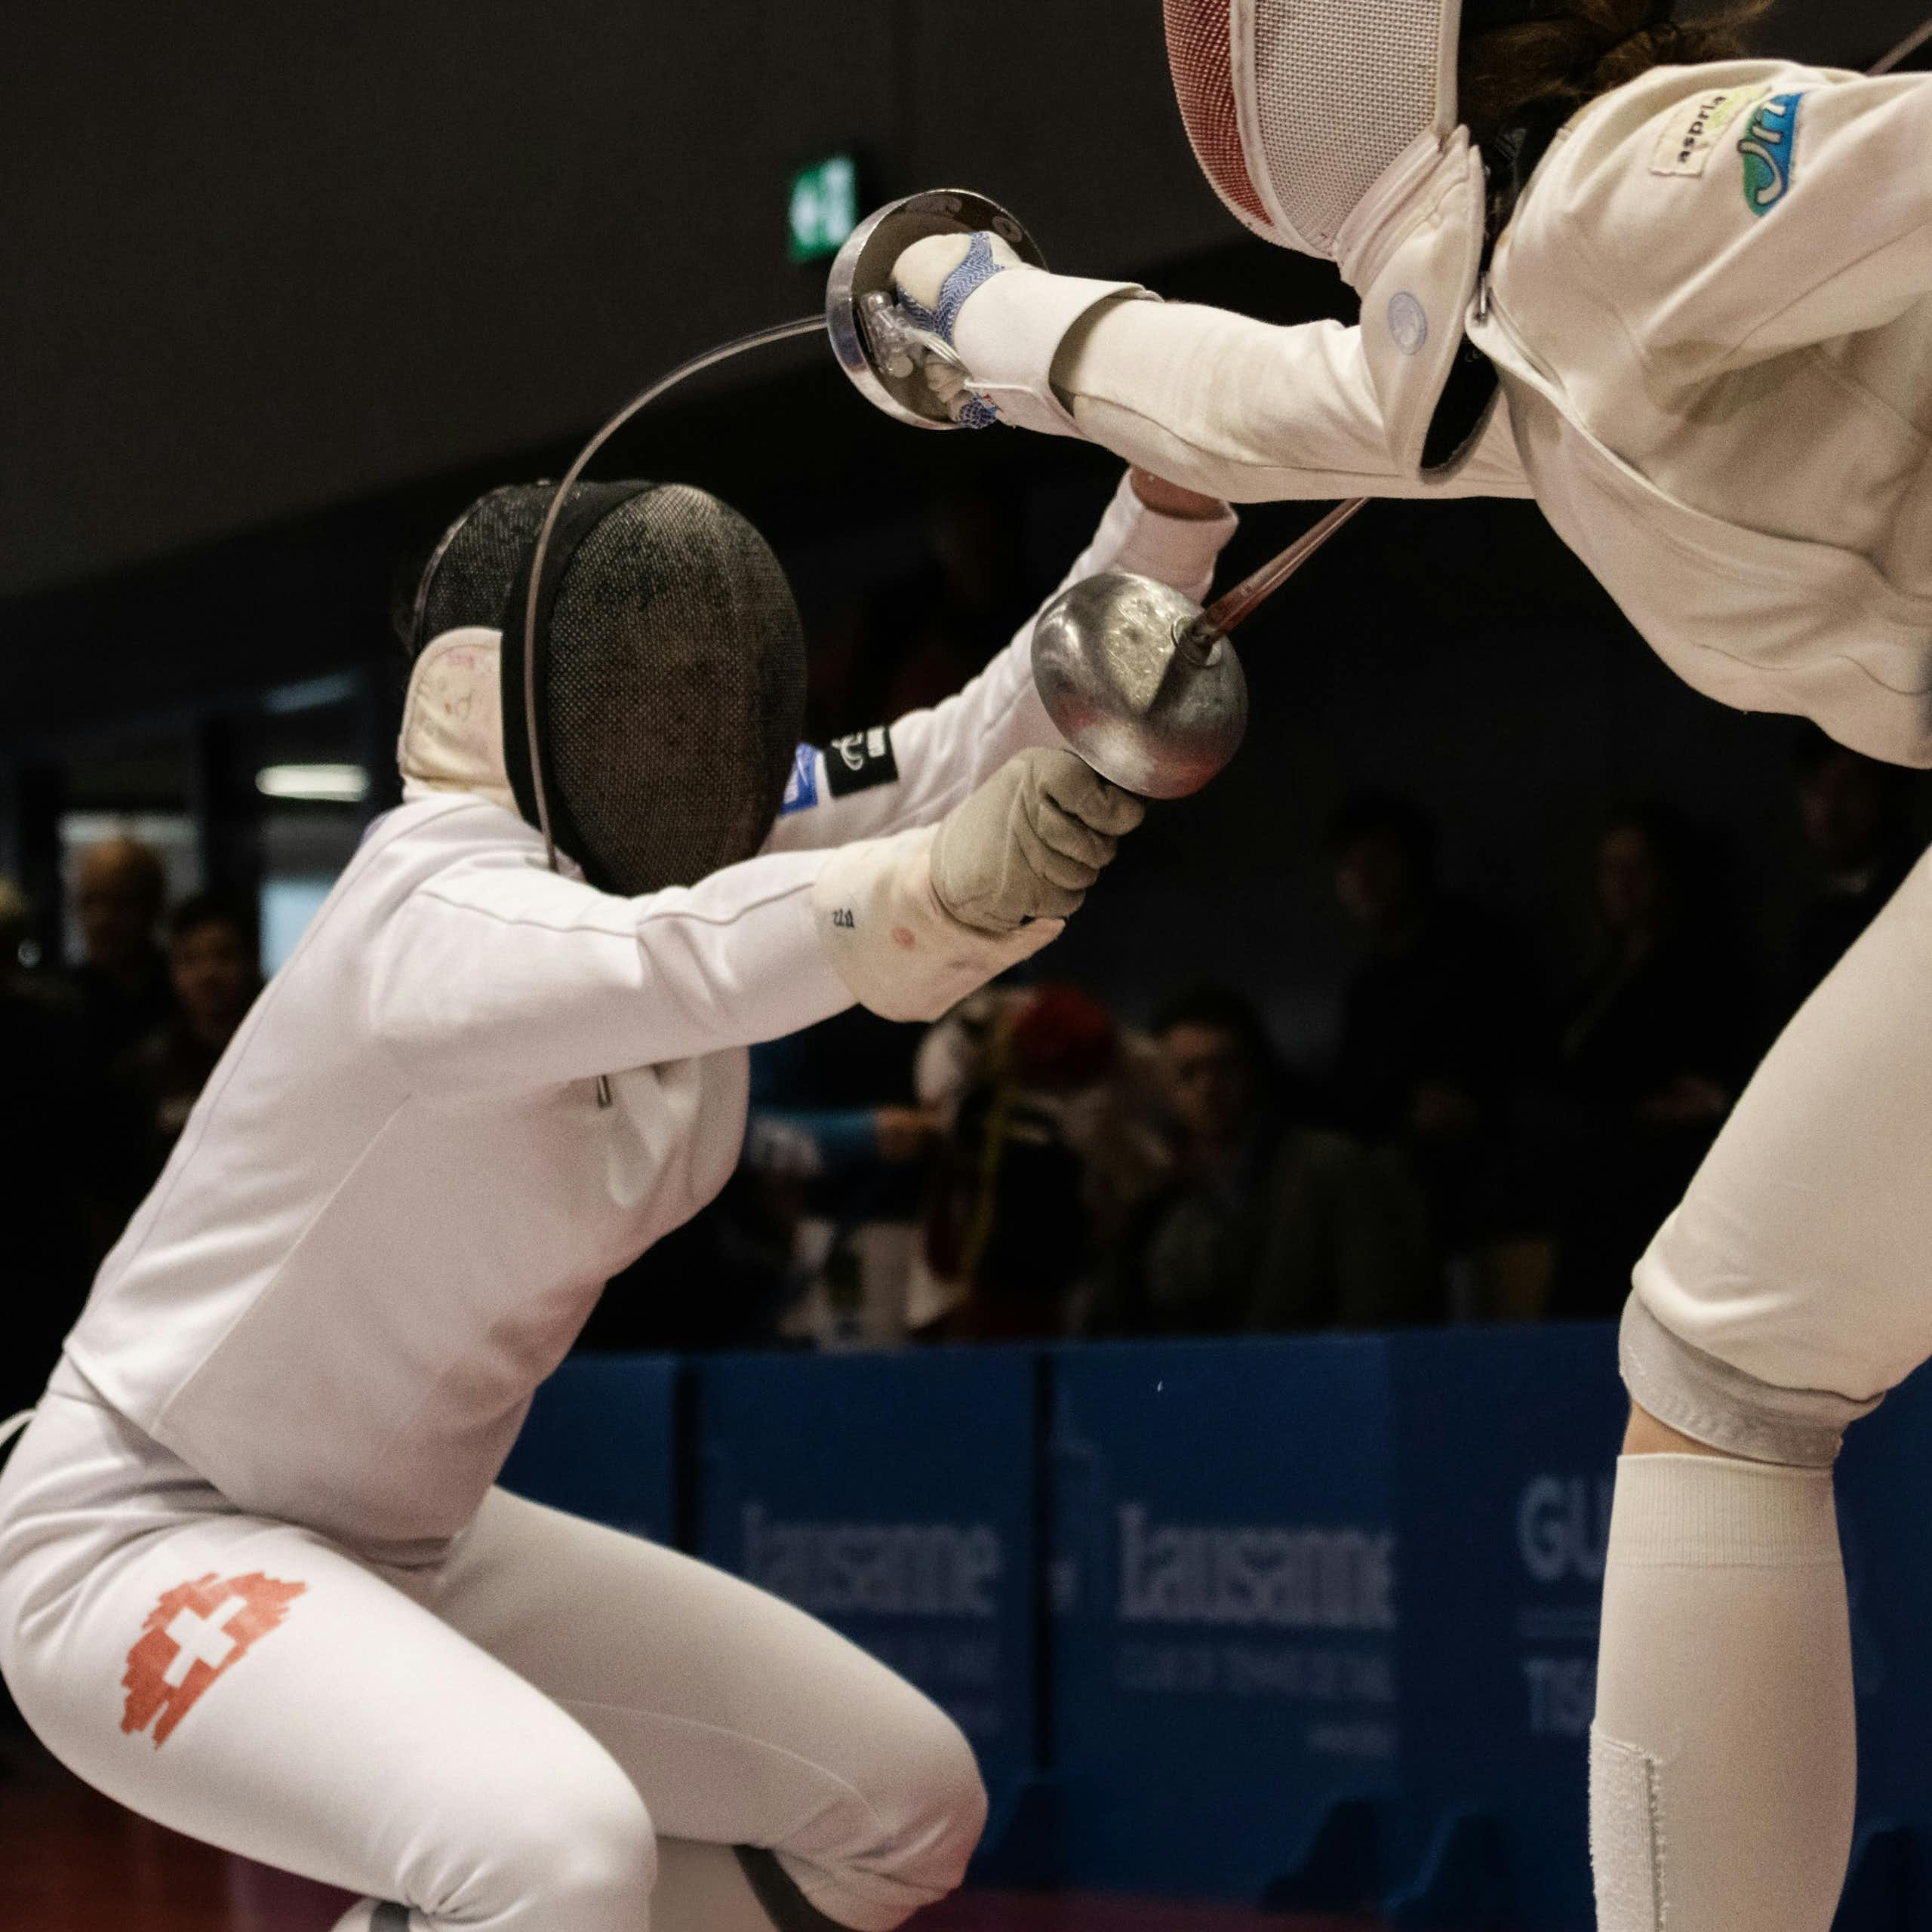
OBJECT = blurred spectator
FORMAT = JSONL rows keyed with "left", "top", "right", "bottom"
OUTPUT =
{"left": 1546, "top": 803, "right": 1753, "bottom": 1318}
{"left": 881, "top": 487, "right": 1037, "bottom": 716}
{"left": 804, "top": 485, "right": 1040, "bottom": 744}
{"left": 0, "top": 878, "right": 119, "bottom": 1420}
{"left": 1127, "top": 986, "right": 1425, "bottom": 1330}
{"left": 1083, "top": 989, "right": 1429, "bottom": 1337}
{"left": 579, "top": 1008, "right": 929, "bottom": 1353}
{"left": 1, "top": 878, "right": 54, "bottom": 1004}
{"left": 915, "top": 983, "right": 1168, "bottom": 1341}
{"left": 753, "top": 1011, "right": 938, "bottom": 1350}
{"left": 1779, "top": 730, "right": 1920, "bottom": 1017}
{"left": 119, "top": 892, "right": 263, "bottom": 1182}
{"left": 1327, "top": 792, "right": 1542, "bottom": 1312}
{"left": 70, "top": 835, "right": 174, "bottom": 1061}
{"left": 745, "top": 1101, "right": 935, "bottom": 1182}
{"left": 574, "top": 1167, "right": 802, "bottom": 1355}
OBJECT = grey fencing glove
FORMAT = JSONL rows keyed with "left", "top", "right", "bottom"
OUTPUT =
{"left": 812, "top": 748, "right": 1146, "bottom": 1024}
{"left": 931, "top": 746, "right": 1145, "bottom": 932}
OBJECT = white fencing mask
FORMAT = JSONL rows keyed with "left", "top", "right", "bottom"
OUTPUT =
{"left": 1164, "top": 0, "right": 1463, "bottom": 258}
{"left": 1164, "top": 0, "right": 1494, "bottom": 475}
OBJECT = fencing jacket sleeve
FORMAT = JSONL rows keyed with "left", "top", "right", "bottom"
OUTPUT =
{"left": 946, "top": 62, "right": 1932, "bottom": 512}
{"left": 951, "top": 272, "right": 1534, "bottom": 505}
{"left": 761, "top": 470, "right": 1238, "bottom": 853}
{"left": 365, "top": 815, "right": 849, "bottom": 1097}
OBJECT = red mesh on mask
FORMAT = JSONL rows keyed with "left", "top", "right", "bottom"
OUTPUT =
{"left": 1164, "top": 0, "right": 1271, "bottom": 230}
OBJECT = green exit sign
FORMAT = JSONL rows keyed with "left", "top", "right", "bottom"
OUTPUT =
{"left": 788, "top": 155, "right": 859, "bottom": 263}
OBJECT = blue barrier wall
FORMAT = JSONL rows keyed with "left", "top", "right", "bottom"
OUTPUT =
{"left": 1050, "top": 1337, "right": 1399, "bottom": 1902}
{"left": 497, "top": 1353, "right": 680, "bottom": 1543}
{"left": 1044, "top": 1327, "right": 1623, "bottom": 1927}
{"left": 692, "top": 1349, "right": 1043, "bottom": 1842}
{"left": 1830, "top": 1363, "right": 1932, "bottom": 1929}
{"left": 503, "top": 1330, "right": 1932, "bottom": 1928}
{"left": 1382, "top": 1327, "right": 1624, "bottom": 1930}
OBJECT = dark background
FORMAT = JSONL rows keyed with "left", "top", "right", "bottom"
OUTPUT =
{"left": 2, "top": 0, "right": 1923, "bottom": 1035}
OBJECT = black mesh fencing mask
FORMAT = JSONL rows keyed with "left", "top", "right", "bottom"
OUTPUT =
{"left": 493, "top": 480, "right": 806, "bottom": 897}
{"left": 407, "top": 483, "right": 560, "bottom": 652}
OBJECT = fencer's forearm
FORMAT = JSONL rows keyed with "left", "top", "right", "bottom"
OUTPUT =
{"left": 368, "top": 846, "right": 853, "bottom": 1093}
{"left": 1091, "top": 466, "right": 1238, "bottom": 607}
{"left": 952, "top": 269, "right": 1529, "bottom": 501}
{"left": 1052, "top": 296, "right": 1530, "bottom": 502}
{"left": 761, "top": 472, "right": 1234, "bottom": 853}
{"left": 1057, "top": 300, "right": 1397, "bottom": 502}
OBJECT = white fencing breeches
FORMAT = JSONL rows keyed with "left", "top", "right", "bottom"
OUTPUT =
{"left": 1586, "top": 849, "right": 1932, "bottom": 1930}
{"left": 0, "top": 1374, "right": 986, "bottom": 1932}
{"left": 1627, "top": 844, "right": 1932, "bottom": 1453}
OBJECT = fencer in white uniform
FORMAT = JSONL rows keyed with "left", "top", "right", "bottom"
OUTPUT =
{"left": 0, "top": 470, "right": 1235, "bottom": 1932}
{"left": 885, "top": 4, "right": 1932, "bottom": 1926}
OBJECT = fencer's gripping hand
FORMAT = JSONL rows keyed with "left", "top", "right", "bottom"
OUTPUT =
{"left": 931, "top": 748, "right": 1145, "bottom": 932}
{"left": 810, "top": 750, "right": 1140, "bottom": 1023}
{"left": 891, "top": 231, "right": 1027, "bottom": 428}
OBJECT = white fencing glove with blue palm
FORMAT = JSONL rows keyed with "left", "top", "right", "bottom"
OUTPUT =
{"left": 889, "top": 233, "right": 1152, "bottom": 437}
{"left": 891, "top": 232, "right": 1029, "bottom": 427}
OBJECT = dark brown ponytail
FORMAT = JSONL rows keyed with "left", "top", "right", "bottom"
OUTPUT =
{"left": 1458, "top": 0, "right": 1776, "bottom": 152}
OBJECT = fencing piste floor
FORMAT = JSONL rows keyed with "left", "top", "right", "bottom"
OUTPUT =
{"left": 0, "top": 1734, "right": 1377, "bottom": 1932}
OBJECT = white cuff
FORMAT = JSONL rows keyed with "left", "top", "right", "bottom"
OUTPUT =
{"left": 953, "top": 269, "right": 1155, "bottom": 437}
{"left": 1096, "top": 473, "right": 1239, "bottom": 604}
{"left": 812, "top": 826, "right": 1060, "bottom": 1023}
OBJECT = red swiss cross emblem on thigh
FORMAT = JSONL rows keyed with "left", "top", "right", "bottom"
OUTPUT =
{"left": 121, "top": 1572, "right": 306, "bottom": 1747}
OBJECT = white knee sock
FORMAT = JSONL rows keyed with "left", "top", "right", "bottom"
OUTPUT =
{"left": 1591, "top": 1453, "right": 1856, "bottom": 1932}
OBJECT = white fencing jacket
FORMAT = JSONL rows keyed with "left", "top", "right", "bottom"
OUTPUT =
{"left": 960, "top": 61, "right": 1932, "bottom": 765}
{"left": 60, "top": 477, "right": 1233, "bottom": 1554}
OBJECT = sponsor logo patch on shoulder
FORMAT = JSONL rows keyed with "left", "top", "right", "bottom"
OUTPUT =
{"left": 778, "top": 741, "right": 819, "bottom": 816}
{"left": 823, "top": 725, "right": 899, "bottom": 798}
{"left": 1740, "top": 91, "right": 1804, "bottom": 217}
{"left": 1650, "top": 85, "right": 1768, "bottom": 178}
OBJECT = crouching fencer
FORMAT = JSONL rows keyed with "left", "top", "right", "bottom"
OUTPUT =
{"left": 886, "top": 3, "right": 1932, "bottom": 1927}
{"left": 0, "top": 469, "right": 1235, "bottom": 1932}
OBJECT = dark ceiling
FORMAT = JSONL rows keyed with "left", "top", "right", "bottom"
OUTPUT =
{"left": 1, "top": 0, "right": 1921, "bottom": 749}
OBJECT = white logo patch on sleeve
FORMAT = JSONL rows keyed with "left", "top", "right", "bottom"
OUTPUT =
{"left": 1650, "top": 85, "right": 1770, "bottom": 178}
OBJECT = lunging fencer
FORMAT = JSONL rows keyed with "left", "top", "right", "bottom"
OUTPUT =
{"left": 881, "top": 3, "right": 1932, "bottom": 1927}
{"left": 0, "top": 469, "right": 1235, "bottom": 1931}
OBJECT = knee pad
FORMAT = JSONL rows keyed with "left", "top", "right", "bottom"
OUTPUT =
{"left": 1620, "top": 1296, "right": 1878, "bottom": 1468}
